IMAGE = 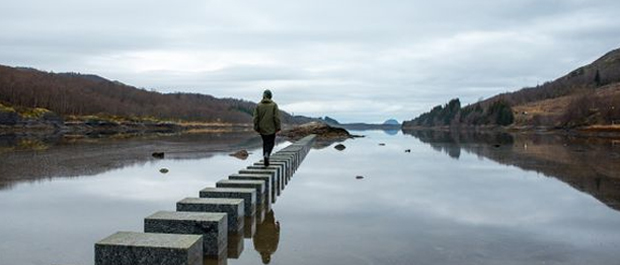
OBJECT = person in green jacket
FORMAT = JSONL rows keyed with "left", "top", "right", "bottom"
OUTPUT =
{"left": 253, "top": 89, "right": 281, "bottom": 167}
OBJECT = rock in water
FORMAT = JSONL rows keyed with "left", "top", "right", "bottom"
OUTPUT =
{"left": 152, "top": 152, "right": 165, "bottom": 159}
{"left": 280, "top": 121, "right": 361, "bottom": 149}
{"left": 334, "top": 144, "right": 346, "bottom": 151}
{"left": 229, "top": 150, "right": 249, "bottom": 160}
{"left": 355, "top": 176, "right": 364, "bottom": 179}
{"left": 159, "top": 168, "right": 169, "bottom": 174}
{"left": 405, "top": 149, "right": 411, "bottom": 153}
{"left": 280, "top": 121, "right": 353, "bottom": 141}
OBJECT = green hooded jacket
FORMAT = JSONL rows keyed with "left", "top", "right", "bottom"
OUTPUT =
{"left": 253, "top": 98, "right": 281, "bottom": 135}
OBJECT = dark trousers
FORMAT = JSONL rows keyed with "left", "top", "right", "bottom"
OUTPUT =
{"left": 261, "top": 134, "right": 276, "bottom": 158}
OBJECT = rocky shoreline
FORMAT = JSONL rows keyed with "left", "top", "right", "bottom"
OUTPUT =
{"left": 0, "top": 119, "right": 253, "bottom": 137}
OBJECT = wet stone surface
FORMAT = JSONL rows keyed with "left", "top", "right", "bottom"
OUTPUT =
{"left": 144, "top": 211, "right": 227, "bottom": 257}
{"left": 199, "top": 187, "right": 257, "bottom": 217}
{"left": 216, "top": 179, "right": 268, "bottom": 207}
{"left": 176, "top": 198, "right": 244, "bottom": 233}
{"left": 95, "top": 231, "right": 202, "bottom": 265}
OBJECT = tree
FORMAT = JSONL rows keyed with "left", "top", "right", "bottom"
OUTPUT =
{"left": 488, "top": 100, "right": 514, "bottom": 126}
{"left": 594, "top": 69, "right": 602, "bottom": 87}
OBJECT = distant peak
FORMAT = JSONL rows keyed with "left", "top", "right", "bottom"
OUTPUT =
{"left": 383, "top": 119, "right": 400, "bottom": 125}
{"left": 320, "top": 116, "right": 340, "bottom": 125}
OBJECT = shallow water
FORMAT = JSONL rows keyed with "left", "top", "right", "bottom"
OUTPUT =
{"left": 1, "top": 130, "right": 620, "bottom": 265}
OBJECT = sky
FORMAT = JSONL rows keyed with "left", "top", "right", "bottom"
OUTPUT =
{"left": 1, "top": 0, "right": 619, "bottom": 123}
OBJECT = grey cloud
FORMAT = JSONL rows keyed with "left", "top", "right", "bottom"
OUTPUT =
{"left": 1, "top": 0, "right": 619, "bottom": 122}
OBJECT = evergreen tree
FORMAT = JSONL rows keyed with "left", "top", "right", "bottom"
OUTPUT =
{"left": 594, "top": 69, "right": 602, "bottom": 87}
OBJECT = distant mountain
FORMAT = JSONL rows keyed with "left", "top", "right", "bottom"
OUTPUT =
{"left": 316, "top": 117, "right": 401, "bottom": 131}
{"left": 383, "top": 119, "right": 400, "bottom": 125}
{"left": 319, "top": 116, "right": 340, "bottom": 126}
{"left": 0, "top": 65, "right": 309, "bottom": 125}
{"left": 404, "top": 47, "right": 620, "bottom": 129}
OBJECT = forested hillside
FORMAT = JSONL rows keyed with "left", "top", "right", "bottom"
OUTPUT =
{"left": 404, "top": 48, "right": 620, "bottom": 129}
{"left": 0, "top": 65, "right": 304, "bottom": 124}
{"left": 492, "top": 48, "right": 620, "bottom": 106}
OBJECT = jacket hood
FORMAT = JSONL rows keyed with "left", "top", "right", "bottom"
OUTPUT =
{"left": 261, "top": 98, "right": 273, "bottom": 104}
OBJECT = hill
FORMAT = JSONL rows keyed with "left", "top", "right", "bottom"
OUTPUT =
{"left": 0, "top": 65, "right": 308, "bottom": 127}
{"left": 317, "top": 116, "right": 401, "bottom": 130}
{"left": 383, "top": 119, "right": 400, "bottom": 125}
{"left": 404, "top": 48, "right": 620, "bottom": 130}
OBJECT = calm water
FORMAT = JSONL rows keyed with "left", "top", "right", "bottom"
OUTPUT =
{"left": 1, "top": 130, "right": 620, "bottom": 265}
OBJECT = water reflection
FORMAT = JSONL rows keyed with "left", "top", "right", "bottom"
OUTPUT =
{"left": 383, "top": 128, "right": 399, "bottom": 136}
{"left": 243, "top": 215, "right": 256, "bottom": 239}
{"left": 3, "top": 130, "right": 620, "bottom": 265}
{"left": 404, "top": 129, "right": 620, "bottom": 211}
{"left": 0, "top": 131, "right": 261, "bottom": 190}
{"left": 227, "top": 233, "right": 245, "bottom": 259}
{"left": 204, "top": 253, "right": 228, "bottom": 265}
{"left": 231, "top": 202, "right": 278, "bottom": 259}
{"left": 406, "top": 129, "right": 517, "bottom": 159}
{"left": 253, "top": 210, "right": 280, "bottom": 264}
{"left": 223, "top": 207, "right": 281, "bottom": 263}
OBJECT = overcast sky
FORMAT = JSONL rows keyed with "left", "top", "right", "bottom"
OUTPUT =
{"left": 1, "top": 0, "right": 619, "bottom": 123}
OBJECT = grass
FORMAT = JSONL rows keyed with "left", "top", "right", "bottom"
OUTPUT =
{"left": 65, "top": 114, "right": 180, "bottom": 124}
{"left": 2, "top": 102, "right": 246, "bottom": 126}
{"left": 0, "top": 103, "right": 16, "bottom": 113}
{"left": 2, "top": 102, "right": 249, "bottom": 128}
{"left": 1, "top": 102, "right": 53, "bottom": 120}
{"left": 20, "top": 107, "right": 51, "bottom": 119}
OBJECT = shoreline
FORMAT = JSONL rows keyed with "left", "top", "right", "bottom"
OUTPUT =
{"left": 0, "top": 120, "right": 254, "bottom": 136}
{"left": 401, "top": 124, "right": 620, "bottom": 139}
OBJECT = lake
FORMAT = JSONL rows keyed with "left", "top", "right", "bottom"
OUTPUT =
{"left": 1, "top": 130, "right": 620, "bottom": 265}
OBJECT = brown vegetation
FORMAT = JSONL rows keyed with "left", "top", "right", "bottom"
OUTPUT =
{"left": 405, "top": 47, "right": 620, "bottom": 131}
{"left": 491, "top": 48, "right": 620, "bottom": 107}
{"left": 0, "top": 65, "right": 308, "bottom": 126}
{"left": 513, "top": 83, "right": 620, "bottom": 128}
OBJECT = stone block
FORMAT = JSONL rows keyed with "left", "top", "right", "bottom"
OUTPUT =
{"left": 238, "top": 168, "right": 280, "bottom": 199}
{"left": 275, "top": 150, "right": 300, "bottom": 163}
{"left": 246, "top": 165, "right": 285, "bottom": 191}
{"left": 216, "top": 179, "right": 268, "bottom": 208}
{"left": 230, "top": 173, "right": 275, "bottom": 203}
{"left": 292, "top": 134, "right": 316, "bottom": 146}
{"left": 176, "top": 198, "right": 244, "bottom": 234}
{"left": 95, "top": 231, "right": 202, "bottom": 265}
{"left": 270, "top": 153, "right": 298, "bottom": 170}
{"left": 144, "top": 211, "right": 227, "bottom": 257}
{"left": 199, "top": 187, "right": 256, "bottom": 217}
{"left": 259, "top": 158, "right": 291, "bottom": 178}
{"left": 253, "top": 162, "right": 289, "bottom": 186}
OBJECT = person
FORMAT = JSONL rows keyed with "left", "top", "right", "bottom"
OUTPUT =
{"left": 253, "top": 89, "right": 281, "bottom": 167}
